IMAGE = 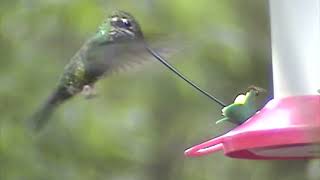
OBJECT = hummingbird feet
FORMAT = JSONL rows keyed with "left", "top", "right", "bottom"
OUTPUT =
{"left": 81, "top": 85, "right": 97, "bottom": 99}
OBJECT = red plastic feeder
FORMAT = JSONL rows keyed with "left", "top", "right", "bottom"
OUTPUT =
{"left": 185, "top": 1, "right": 320, "bottom": 159}
{"left": 185, "top": 95, "right": 320, "bottom": 159}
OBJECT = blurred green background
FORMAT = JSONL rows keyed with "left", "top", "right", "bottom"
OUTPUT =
{"left": 0, "top": 0, "right": 319, "bottom": 180}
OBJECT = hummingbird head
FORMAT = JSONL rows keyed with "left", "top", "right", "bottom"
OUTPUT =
{"left": 94, "top": 11, "right": 144, "bottom": 44}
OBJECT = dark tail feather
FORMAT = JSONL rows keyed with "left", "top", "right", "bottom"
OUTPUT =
{"left": 28, "top": 87, "right": 73, "bottom": 131}
{"left": 29, "top": 101, "right": 57, "bottom": 131}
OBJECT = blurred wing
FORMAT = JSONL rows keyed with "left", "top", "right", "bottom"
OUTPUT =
{"left": 100, "top": 35, "right": 192, "bottom": 76}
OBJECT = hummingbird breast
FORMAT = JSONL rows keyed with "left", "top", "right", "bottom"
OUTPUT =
{"left": 59, "top": 39, "right": 145, "bottom": 96}
{"left": 85, "top": 40, "right": 145, "bottom": 77}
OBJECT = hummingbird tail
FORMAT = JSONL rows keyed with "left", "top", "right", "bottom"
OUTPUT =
{"left": 29, "top": 102, "right": 57, "bottom": 131}
{"left": 28, "top": 87, "right": 73, "bottom": 131}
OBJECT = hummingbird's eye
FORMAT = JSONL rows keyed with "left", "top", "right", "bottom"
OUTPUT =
{"left": 111, "top": 16, "right": 132, "bottom": 29}
{"left": 119, "top": 18, "right": 131, "bottom": 28}
{"left": 120, "top": 18, "right": 132, "bottom": 28}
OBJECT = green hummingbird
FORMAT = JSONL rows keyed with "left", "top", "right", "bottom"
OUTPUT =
{"left": 29, "top": 11, "right": 149, "bottom": 130}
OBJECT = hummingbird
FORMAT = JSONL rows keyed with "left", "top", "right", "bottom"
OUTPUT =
{"left": 29, "top": 11, "right": 147, "bottom": 130}
{"left": 29, "top": 10, "right": 226, "bottom": 130}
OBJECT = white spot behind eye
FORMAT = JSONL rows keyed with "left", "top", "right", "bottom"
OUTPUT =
{"left": 111, "top": 17, "right": 118, "bottom": 22}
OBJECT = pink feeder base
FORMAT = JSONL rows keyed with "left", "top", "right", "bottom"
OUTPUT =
{"left": 185, "top": 95, "right": 320, "bottom": 159}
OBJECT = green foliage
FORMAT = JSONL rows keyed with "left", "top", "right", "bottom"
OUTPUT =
{"left": 0, "top": 0, "right": 316, "bottom": 180}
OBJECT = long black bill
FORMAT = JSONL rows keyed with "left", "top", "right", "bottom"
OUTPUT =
{"left": 146, "top": 47, "right": 226, "bottom": 107}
